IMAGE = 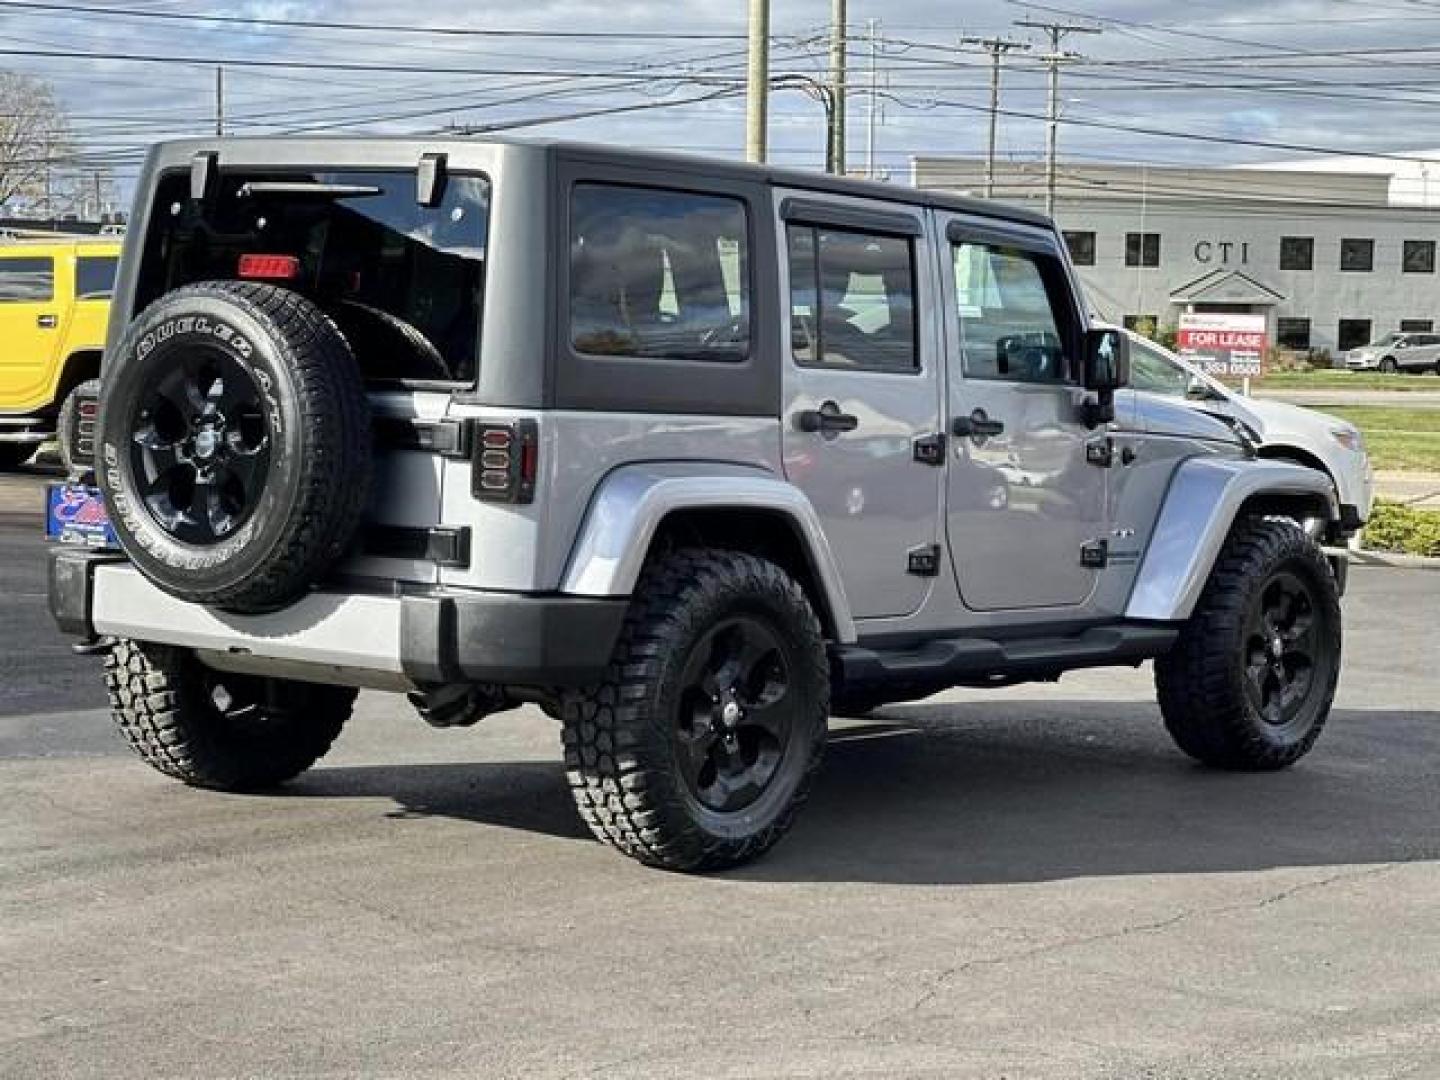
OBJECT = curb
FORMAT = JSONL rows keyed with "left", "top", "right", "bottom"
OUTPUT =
{"left": 1343, "top": 548, "right": 1440, "bottom": 570}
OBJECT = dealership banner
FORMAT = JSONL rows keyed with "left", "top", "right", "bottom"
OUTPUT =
{"left": 1176, "top": 312, "right": 1267, "bottom": 377}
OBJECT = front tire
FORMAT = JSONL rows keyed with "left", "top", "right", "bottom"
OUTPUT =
{"left": 1155, "top": 518, "right": 1341, "bottom": 770}
{"left": 1380, "top": 357, "right": 1398, "bottom": 373}
{"left": 103, "top": 639, "right": 354, "bottom": 790}
{"left": 561, "top": 549, "right": 829, "bottom": 871}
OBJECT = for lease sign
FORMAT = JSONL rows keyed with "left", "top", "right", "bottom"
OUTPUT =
{"left": 1176, "top": 312, "right": 1267, "bottom": 377}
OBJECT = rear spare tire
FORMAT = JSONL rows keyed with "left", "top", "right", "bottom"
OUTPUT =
{"left": 96, "top": 282, "right": 371, "bottom": 612}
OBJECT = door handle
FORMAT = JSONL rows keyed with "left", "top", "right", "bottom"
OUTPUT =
{"left": 36, "top": 313, "right": 57, "bottom": 329}
{"left": 796, "top": 401, "right": 859, "bottom": 434}
{"left": 951, "top": 409, "right": 1004, "bottom": 438}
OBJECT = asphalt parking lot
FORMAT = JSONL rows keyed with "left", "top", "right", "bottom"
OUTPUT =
{"left": 3, "top": 466, "right": 1439, "bottom": 1079}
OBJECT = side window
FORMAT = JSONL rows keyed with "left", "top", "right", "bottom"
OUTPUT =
{"left": 952, "top": 242, "right": 1070, "bottom": 384}
{"left": 1128, "top": 340, "right": 1191, "bottom": 397}
{"left": 786, "top": 225, "right": 917, "bottom": 373}
{"left": 570, "top": 184, "right": 749, "bottom": 363}
{"left": 0, "top": 257, "right": 54, "bottom": 302}
{"left": 76, "top": 255, "right": 119, "bottom": 301}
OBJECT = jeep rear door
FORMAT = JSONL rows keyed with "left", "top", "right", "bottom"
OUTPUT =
{"left": 938, "top": 215, "right": 1107, "bottom": 612}
{"left": 776, "top": 193, "right": 944, "bottom": 621}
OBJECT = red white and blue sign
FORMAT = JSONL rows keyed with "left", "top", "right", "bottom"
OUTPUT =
{"left": 46, "top": 483, "right": 118, "bottom": 548}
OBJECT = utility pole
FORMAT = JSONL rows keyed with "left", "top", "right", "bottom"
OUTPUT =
{"left": 827, "top": 0, "right": 847, "bottom": 175}
{"left": 214, "top": 66, "right": 225, "bottom": 137}
{"left": 745, "top": 0, "right": 769, "bottom": 163}
{"left": 960, "top": 36, "right": 1029, "bottom": 199}
{"left": 865, "top": 19, "right": 879, "bottom": 179}
{"left": 1014, "top": 18, "right": 1099, "bottom": 217}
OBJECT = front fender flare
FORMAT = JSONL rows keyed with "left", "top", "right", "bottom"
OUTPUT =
{"left": 560, "top": 462, "right": 856, "bottom": 643}
{"left": 1125, "top": 456, "right": 1339, "bottom": 622}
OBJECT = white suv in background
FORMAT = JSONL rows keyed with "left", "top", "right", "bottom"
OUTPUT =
{"left": 1345, "top": 331, "right": 1440, "bottom": 374}
{"left": 1121, "top": 329, "right": 1374, "bottom": 535}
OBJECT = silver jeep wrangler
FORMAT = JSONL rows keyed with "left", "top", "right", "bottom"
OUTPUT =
{"left": 49, "top": 138, "right": 1347, "bottom": 871}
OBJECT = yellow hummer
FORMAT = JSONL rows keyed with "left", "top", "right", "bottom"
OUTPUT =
{"left": 0, "top": 233, "right": 120, "bottom": 469}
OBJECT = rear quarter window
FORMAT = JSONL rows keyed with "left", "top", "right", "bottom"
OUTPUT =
{"left": 76, "top": 255, "right": 118, "bottom": 300}
{"left": 569, "top": 183, "right": 750, "bottom": 364}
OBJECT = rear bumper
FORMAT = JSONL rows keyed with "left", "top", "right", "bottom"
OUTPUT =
{"left": 49, "top": 548, "right": 627, "bottom": 689}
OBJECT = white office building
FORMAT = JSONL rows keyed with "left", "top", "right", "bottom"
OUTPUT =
{"left": 911, "top": 156, "right": 1440, "bottom": 356}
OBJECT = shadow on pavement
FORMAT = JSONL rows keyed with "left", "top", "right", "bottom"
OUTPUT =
{"left": 288, "top": 700, "right": 1440, "bottom": 886}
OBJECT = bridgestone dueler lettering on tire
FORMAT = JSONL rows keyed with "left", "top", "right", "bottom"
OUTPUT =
{"left": 560, "top": 548, "right": 829, "bottom": 871}
{"left": 1155, "top": 517, "right": 1341, "bottom": 771}
{"left": 103, "top": 638, "right": 354, "bottom": 790}
{"left": 96, "top": 281, "right": 371, "bottom": 613}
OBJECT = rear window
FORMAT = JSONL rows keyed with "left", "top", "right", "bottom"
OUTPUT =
{"left": 141, "top": 169, "right": 489, "bottom": 383}
{"left": 76, "top": 255, "right": 118, "bottom": 300}
{"left": 0, "top": 256, "right": 54, "bottom": 302}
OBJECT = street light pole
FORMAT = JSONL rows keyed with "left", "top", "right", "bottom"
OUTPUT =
{"left": 960, "top": 36, "right": 1029, "bottom": 198}
{"left": 828, "top": 0, "right": 847, "bottom": 175}
{"left": 1014, "top": 18, "right": 1099, "bottom": 217}
{"left": 746, "top": 0, "right": 769, "bottom": 163}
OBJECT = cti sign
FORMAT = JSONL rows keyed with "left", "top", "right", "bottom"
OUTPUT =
{"left": 1194, "top": 241, "right": 1250, "bottom": 265}
{"left": 1176, "top": 312, "right": 1267, "bottom": 378}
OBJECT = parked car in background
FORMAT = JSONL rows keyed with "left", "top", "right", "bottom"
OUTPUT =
{"left": 1119, "top": 328, "right": 1374, "bottom": 534}
{"left": 1344, "top": 330, "right": 1440, "bottom": 374}
{"left": 0, "top": 235, "right": 119, "bottom": 470}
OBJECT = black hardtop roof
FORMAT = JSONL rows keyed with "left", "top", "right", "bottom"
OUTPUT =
{"left": 150, "top": 134, "right": 1054, "bottom": 231}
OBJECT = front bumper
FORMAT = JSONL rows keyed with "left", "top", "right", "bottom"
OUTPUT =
{"left": 49, "top": 548, "right": 628, "bottom": 689}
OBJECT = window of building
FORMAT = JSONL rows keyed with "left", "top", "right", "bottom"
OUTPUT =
{"left": 1279, "top": 236, "right": 1313, "bottom": 271}
{"left": 1403, "top": 240, "right": 1436, "bottom": 274}
{"left": 1400, "top": 319, "right": 1434, "bottom": 333}
{"left": 1063, "top": 230, "right": 1095, "bottom": 266}
{"left": 1340, "top": 238, "right": 1374, "bottom": 272}
{"left": 570, "top": 184, "right": 750, "bottom": 363}
{"left": 1124, "top": 232, "right": 1160, "bottom": 268}
{"left": 951, "top": 242, "right": 1070, "bottom": 384}
{"left": 1276, "top": 317, "right": 1311, "bottom": 350}
{"left": 75, "top": 255, "right": 118, "bottom": 301}
{"left": 788, "top": 225, "right": 916, "bottom": 372}
{"left": 0, "top": 257, "right": 54, "bottom": 302}
{"left": 1338, "top": 319, "right": 1373, "bottom": 351}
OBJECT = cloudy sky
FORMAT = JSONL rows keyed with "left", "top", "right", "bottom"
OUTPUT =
{"left": 6, "top": 0, "right": 1440, "bottom": 206}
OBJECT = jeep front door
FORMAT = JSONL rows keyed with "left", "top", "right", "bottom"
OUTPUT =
{"left": 777, "top": 196, "right": 943, "bottom": 620}
{"left": 940, "top": 221, "right": 1106, "bottom": 611}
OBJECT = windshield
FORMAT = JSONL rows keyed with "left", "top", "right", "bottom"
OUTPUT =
{"left": 139, "top": 168, "right": 489, "bottom": 384}
{"left": 1370, "top": 333, "right": 1401, "bottom": 348}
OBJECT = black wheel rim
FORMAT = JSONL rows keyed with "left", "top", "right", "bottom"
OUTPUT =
{"left": 129, "top": 349, "right": 272, "bottom": 545}
{"left": 1243, "top": 569, "right": 1323, "bottom": 730}
{"left": 673, "top": 616, "right": 793, "bottom": 814}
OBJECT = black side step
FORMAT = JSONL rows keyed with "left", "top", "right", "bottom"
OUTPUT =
{"left": 832, "top": 624, "right": 1179, "bottom": 695}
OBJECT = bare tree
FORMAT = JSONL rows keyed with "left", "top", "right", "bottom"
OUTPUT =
{"left": 0, "top": 71, "right": 71, "bottom": 215}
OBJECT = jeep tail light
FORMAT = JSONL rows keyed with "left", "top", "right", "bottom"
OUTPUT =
{"left": 471, "top": 420, "right": 537, "bottom": 504}
{"left": 237, "top": 253, "right": 300, "bottom": 280}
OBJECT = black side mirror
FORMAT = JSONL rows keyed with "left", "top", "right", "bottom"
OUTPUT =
{"left": 1083, "top": 328, "right": 1130, "bottom": 392}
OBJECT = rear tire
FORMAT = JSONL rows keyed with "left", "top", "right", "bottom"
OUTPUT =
{"left": 1155, "top": 517, "right": 1341, "bottom": 771}
{"left": 561, "top": 549, "right": 829, "bottom": 871}
{"left": 103, "top": 638, "right": 354, "bottom": 790}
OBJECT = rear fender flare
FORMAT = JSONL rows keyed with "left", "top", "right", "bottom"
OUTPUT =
{"left": 560, "top": 462, "right": 856, "bottom": 643}
{"left": 1125, "top": 456, "right": 1339, "bottom": 622}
